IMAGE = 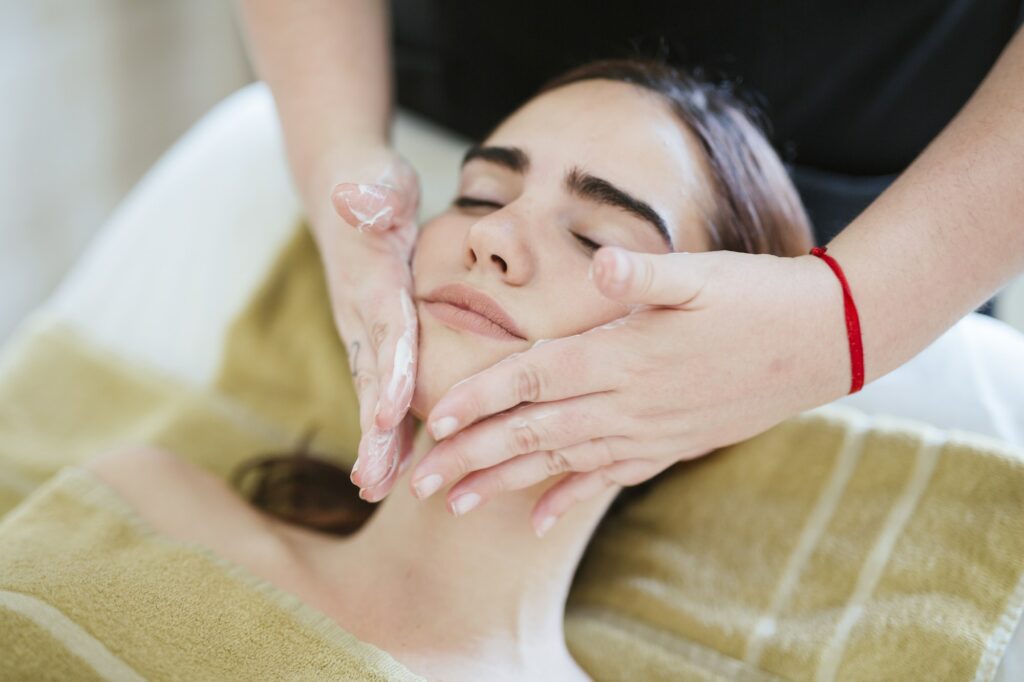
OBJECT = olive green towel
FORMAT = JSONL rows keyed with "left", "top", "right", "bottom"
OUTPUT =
{"left": 0, "top": 466, "right": 423, "bottom": 681}
{"left": 1, "top": 226, "right": 1022, "bottom": 679}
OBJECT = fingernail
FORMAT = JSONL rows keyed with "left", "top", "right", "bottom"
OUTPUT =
{"left": 413, "top": 473, "right": 443, "bottom": 499}
{"left": 351, "top": 458, "right": 360, "bottom": 474}
{"left": 535, "top": 515, "right": 557, "bottom": 538}
{"left": 451, "top": 492, "right": 481, "bottom": 516}
{"left": 430, "top": 416, "right": 459, "bottom": 440}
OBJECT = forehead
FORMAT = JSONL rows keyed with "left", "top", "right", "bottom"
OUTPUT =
{"left": 484, "top": 80, "right": 712, "bottom": 250}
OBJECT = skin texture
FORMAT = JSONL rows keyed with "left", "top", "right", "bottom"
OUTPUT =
{"left": 241, "top": 3, "right": 1024, "bottom": 534}
{"left": 83, "top": 78, "right": 738, "bottom": 681}
{"left": 350, "top": 78, "right": 718, "bottom": 503}
{"left": 79, "top": 31, "right": 1024, "bottom": 675}
{"left": 239, "top": 0, "right": 420, "bottom": 475}
{"left": 413, "top": 28, "right": 1024, "bottom": 533}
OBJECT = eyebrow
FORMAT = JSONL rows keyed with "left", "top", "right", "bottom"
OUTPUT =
{"left": 461, "top": 145, "right": 530, "bottom": 173}
{"left": 461, "top": 144, "right": 672, "bottom": 247}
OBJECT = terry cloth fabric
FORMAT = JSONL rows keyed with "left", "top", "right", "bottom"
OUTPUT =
{"left": 5, "top": 81, "right": 1024, "bottom": 679}
{"left": 1, "top": 223, "right": 1022, "bottom": 679}
{"left": 0, "top": 466, "right": 424, "bottom": 681}
{"left": 565, "top": 407, "right": 1024, "bottom": 681}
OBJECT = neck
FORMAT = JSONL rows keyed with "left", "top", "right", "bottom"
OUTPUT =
{"left": 317, "top": 428, "right": 617, "bottom": 671}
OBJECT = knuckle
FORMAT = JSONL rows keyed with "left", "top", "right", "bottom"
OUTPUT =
{"left": 637, "top": 258, "right": 656, "bottom": 296}
{"left": 544, "top": 449, "right": 573, "bottom": 477}
{"left": 464, "top": 391, "right": 487, "bottom": 422}
{"left": 516, "top": 363, "right": 544, "bottom": 403}
{"left": 598, "top": 468, "right": 619, "bottom": 489}
{"left": 449, "top": 445, "right": 474, "bottom": 478}
{"left": 578, "top": 440, "right": 616, "bottom": 472}
{"left": 486, "top": 473, "right": 508, "bottom": 496}
{"left": 354, "top": 373, "right": 374, "bottom": 398}
{"left": 597, "top": 439, "right": 617, "bottom": 468}
{"left": 370, "top": 320, "right": 389, "bottom": 352}
{"left": 510, "top": 420, "right": 542, "bottom": 454}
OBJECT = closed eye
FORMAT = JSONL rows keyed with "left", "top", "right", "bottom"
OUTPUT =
{"left": 456, "top": 196, "right": 604, "bottom": 255}
{"left": 572, "top": 233, "right": 602, "bottom": 254}
{"left": 454, "top": 196, "right": 503, "bottom": 210}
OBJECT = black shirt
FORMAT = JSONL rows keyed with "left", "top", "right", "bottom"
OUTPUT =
{"left": 392, "top": 1, "right": 1022, "bottom": 242}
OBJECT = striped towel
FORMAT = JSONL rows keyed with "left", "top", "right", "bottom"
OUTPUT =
{"left": 566, "top": 406, "right": 1024, "bottom": 680}
{"left": 0, "top": 465, "right": 423, "bottom": 681}
{"left": 4, "top": 82, "right": 1022, "bottom": 678}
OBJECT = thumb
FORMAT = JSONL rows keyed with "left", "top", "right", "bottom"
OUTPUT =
{"left": 332, "top": 182, "right": 411, "bottom": 233}
{"left": 591, "top": 246, "right": 708, "bottom": 306}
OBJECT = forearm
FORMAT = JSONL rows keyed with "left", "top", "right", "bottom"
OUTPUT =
{"left": 237, "top": 0, "right": 393, "bottom": 205}
{"left": 827, "top": 27, "right": 1024, "bottom": 383}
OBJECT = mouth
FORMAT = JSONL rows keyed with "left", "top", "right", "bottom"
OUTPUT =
{"left": 422, "top": 283, "right": 526, "bottom": 341}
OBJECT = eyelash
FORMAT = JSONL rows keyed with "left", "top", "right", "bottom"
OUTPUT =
{"left": 454, "top": 196, "right": 604, "bottom": 255}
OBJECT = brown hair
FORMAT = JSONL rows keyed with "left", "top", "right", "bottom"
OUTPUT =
{"left": 233, "top": 58, "right": 813, "bottom": 535}
{"left": 538, "top": 59, "right": 812, "bottom": 257}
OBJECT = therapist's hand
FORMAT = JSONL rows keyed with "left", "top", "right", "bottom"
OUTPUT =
{"left": 308, "top": 147, "right": 420, "bottom": 501}
{"left": 410, "top": 246, "right": 850, "bottom": 535}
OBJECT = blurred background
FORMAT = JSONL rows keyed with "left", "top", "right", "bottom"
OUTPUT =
{"left": 2, "top": 1, "right": 1022, "bottom": 345}
{"left": 0, "top": 0, "right": 252, "bottom": 343}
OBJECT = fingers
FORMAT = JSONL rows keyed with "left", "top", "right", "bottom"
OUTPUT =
{"left": 348, "top": 285, "right": 418, "bottom": 491}
{"left": 531, "top": 458, "right": 666, "bottom": 537}
{"left": 357, "top": 419, "right": 411, "bottom": 503}
{"left": 332, "top": 182, "right": 410, "bottom": 233}
{"left": 372, "top": 288, "right": 418, "bottom": 431}
{"left": 352, "top": 423, "right": 400, "bottom": 497}
{"left": 590, "top": 247, "right": 710, "bottom": 307}
{"left": 353, "top": 413, "right": 417, "bottom": 501}
{"left": 344, "top": 329, "right": 380, "bottom": 436}
{"left": 424, "top": 334, "right": 615, "bottom": 443}
{"left": 349, "top": 290, "right": 409, "bottom": 491}
{"left": 411, "top": 395, "right": 616, "bottom": 500}
{"left": 444, "top": 437, "right": 627, "bottom": 515}
{"left": 331, "top": 155, "right": 421, "bottom": 236}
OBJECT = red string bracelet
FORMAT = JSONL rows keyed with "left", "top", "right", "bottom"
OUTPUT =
{"left": 809, "top": 246, "right": 865, "bottom": 394}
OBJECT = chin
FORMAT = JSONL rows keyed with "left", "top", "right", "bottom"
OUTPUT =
{"left": 409, "top": 329, "right": 462, "bottom": 421}
{"left": 409, "top": 343, "right": 469, "bottom": 421}
{"left": 410, "top": 321, "right": 517, "bottom": 421}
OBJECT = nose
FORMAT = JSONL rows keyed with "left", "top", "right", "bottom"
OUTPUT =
{"left": 463, "top": 209, "right": 535, "bottom": 286}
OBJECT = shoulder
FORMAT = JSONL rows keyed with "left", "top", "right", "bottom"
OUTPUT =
{"left": 82, "top": 447, "right": 287, "bottom": 560}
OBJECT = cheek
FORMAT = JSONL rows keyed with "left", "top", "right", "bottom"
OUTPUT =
{"left": 412, "top": 216, "right": 464, "bottom": 290}
{"left": 532, "top": 265, "right": 631, "bottom": 339}
{"left": 410, "top": 215, "right": 522, "bottom": 418}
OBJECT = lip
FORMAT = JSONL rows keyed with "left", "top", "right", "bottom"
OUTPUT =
{"left": 423, "top": 283, "right": 526, "bottom": 341}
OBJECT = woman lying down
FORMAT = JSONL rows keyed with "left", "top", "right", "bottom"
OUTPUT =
{"left": 4, "top": 60, "right": 813, "bottom": 680}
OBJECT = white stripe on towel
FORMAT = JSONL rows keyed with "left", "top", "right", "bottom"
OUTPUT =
{"left": 814, "top": 427, "right": 946, "bottom": 681}
{"left": 744, "top": 411, "right": 870, "bottom": 665}
{"left": 0, "top": 589, "right": 145, "bottom": 681}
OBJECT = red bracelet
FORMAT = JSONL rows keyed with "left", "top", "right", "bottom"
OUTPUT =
{"left": 809, "top": 246, "right": 865, "bottom": 394}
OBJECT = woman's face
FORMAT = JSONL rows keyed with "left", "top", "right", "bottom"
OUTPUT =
{"left": 410, "top": 79, "right": 714, "bottom": 417}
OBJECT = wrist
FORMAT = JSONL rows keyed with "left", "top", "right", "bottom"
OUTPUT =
{"left": 809, "top": 247, "right": 865, "bottom": 394}
{"left": 791, "top": 254, "right": 858, "bottom": 407}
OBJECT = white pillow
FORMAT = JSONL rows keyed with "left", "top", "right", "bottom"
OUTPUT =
{"left": 837, "top": 312, "right": 1024, "bottom": 447}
